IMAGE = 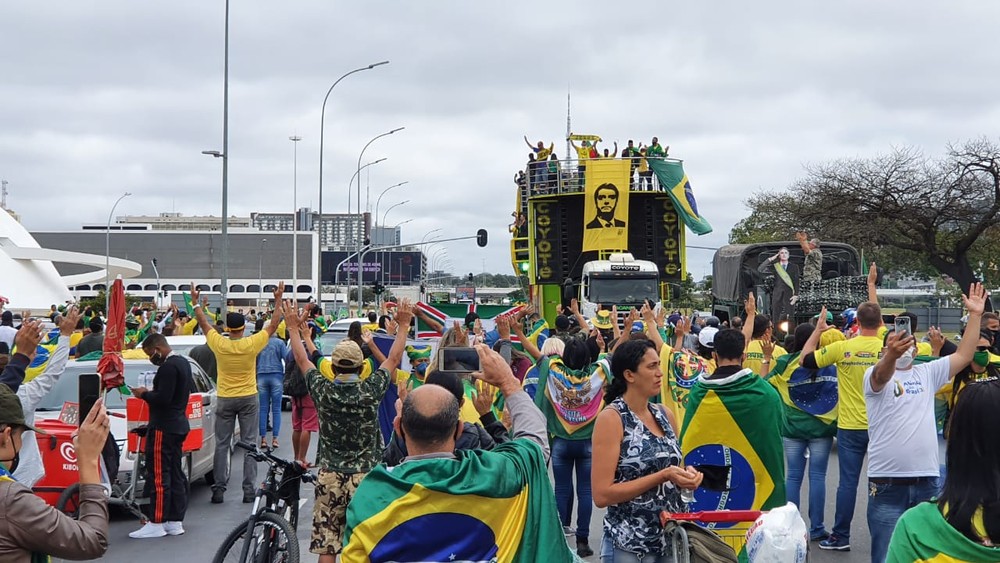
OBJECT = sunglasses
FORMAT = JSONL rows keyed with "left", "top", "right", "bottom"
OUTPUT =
{"left": 977, "top": 346, "right": 992, "bottom": 352}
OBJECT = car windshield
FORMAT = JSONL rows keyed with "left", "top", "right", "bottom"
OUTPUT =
{"left": 36, "top": 363, "right": 162, "bottom": 411}
{"left": 318, "top": 331, "right": 346, "bottom": 354}
{"left": 589, "top": 276, "right": 659, "bottom": 305}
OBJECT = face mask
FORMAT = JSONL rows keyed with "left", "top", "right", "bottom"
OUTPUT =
{"left": 895, "top": 348, "right": 915, "bottom": 370}
{"left": 414, "top": 362, "right": 428, "bottom": 376}
{"left": 0, "top": 430, "right": 19, "bottom": 474}
{"left": 973, "top": 350, "right": 990, "bottom": 369}
{"left": 150, "top": 352, "right": 165, "bottom": 366}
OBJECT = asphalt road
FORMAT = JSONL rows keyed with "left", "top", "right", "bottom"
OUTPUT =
{"left": 60, "top": 412, "right": 875, "bottom": 562}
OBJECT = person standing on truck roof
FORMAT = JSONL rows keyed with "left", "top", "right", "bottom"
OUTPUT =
{"left": 622, "top": 140, "right": 640, "bottom": 189}
{"left": 524, "top": 136, "right": 554, "bottom": 190}
{"left": 758, "top": 247, "right": 800, "bottom": 325}
{"left": 797, "top": 231, "right": 824, "bottom": 283}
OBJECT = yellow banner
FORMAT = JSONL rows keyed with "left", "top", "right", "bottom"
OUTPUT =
{"left": 568, "top": 133, "right": 602, "bottom": 142}
{"left": 583, "top": 159, "right": 631, "bottom": 252}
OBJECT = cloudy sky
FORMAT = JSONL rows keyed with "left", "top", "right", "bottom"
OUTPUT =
{"left": 3, "top": 1, "right": 1000, "bottom": 279}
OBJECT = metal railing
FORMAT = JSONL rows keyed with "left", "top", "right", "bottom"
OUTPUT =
{"left": 515, "top": 155, "right": 683, "bottom": 197}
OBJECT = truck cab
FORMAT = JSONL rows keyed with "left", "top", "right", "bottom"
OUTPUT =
{"left": 579, "top": 253, "right": 660, "bottom": 318}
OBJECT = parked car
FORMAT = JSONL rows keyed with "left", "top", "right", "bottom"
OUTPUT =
{"left": 164, "top": 334, "right": 207, "bottom": 357}
{"left": 34, "top": 356, "right": 221, "bottom": 488}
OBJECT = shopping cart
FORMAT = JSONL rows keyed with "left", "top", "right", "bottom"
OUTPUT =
{"left": 661, "top": 509, "right": 763, "bottom": 563}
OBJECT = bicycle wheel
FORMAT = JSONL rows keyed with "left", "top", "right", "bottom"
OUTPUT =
{"left": 212, "top": 512, "right": 300, "bottom": 563}
{"left": 55, "top": 483, "right": 81, "bottom": 519}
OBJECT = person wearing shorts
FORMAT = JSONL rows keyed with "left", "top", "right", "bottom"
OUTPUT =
{"left": 290, "top": 394, "right": 318, "bottom": 465}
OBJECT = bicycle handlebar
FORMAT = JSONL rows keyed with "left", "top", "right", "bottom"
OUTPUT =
{"left": 235, "top": 441, "right": 316, "bottom": 482}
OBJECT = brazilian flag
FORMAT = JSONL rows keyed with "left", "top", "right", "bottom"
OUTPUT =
{"left": 647, "top": 159, "right": 713, "bottom": 235}
{"left": 765, "top": 352, "right": 838, "bottom": 439}
{"left": 342, "top": 440, "right": 574, "bottom": 562}
{"left": 680, "top": 370, "right": 786, "bottom": 520}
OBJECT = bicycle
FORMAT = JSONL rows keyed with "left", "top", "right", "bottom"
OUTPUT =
{"left": 212, "top": 442, "right": 315, "bottom": 563}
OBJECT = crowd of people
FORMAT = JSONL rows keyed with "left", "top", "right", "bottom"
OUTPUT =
{"left": 1, "top": 265, "right": 1000, "bottom": 562}
{"left": 518, "top": 134, "right": 671, "bottom": 195}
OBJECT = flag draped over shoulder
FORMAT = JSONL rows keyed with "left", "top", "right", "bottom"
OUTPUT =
{"left": 887, "top": 502, "right": 1000, "bottom": 563}
{"left": 647, "top": 159, "right": 712, "bottom": 235}
{"left": 534, "top": 356, "right": 609, "bottom": 439}
{"left": 680, "top": 370, "right": 785, "bottom": 519}
{"left": 342, "top": 440, "right": 574, "bottom": 563}
{"left": 766, "top": 352, "right": 838, "bottom": 439}
{"left": 659, "top": 349, "right": 710, "bottom": 424}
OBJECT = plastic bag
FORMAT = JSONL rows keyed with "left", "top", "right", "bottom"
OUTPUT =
{"left": 744, "top": 503, "right": 808, "bottom": 563}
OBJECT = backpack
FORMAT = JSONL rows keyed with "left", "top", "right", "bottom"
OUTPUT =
{"left": 664, "top": 520, "right": 739, "bottom": 563}
{"left": 283, "top": 354, "right": 309, "bottom": 398}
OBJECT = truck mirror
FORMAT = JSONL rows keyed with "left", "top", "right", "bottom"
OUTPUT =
{"left": 476, "top": 229, "right": 488, "bottom": 247}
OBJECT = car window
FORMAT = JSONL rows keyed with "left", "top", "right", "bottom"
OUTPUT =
{"left": 191, "top": 364, "right": 212, "bottom": 394}
{"left": 36, "top": 364, "right": 153, "bottom": 411}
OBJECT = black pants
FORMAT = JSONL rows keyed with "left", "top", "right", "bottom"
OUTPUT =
{"left": 143, "top": 429, "right": 189, "bottom": 523}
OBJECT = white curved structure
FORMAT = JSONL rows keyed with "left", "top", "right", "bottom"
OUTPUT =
{"left": 0, "top": 211, "right": 141, "bottom": 310}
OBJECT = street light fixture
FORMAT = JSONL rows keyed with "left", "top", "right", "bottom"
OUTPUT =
{"left": 105, "top": 192, "right": 131, "bottom": 293}
{"left": 346, "top": 158, "right": 387, "bottom": 213}
{"left": 373, "top": 181, "right": 408, "bottom": 229}
{"left": 258, "top": 238, "right": 267, "bottom": 304}
{"left": 289, "top": 135, "right": 302, "bottom": 301}
{"left": 357, "top": 127, "right": 404, "bottom": 215}
{"left": 381, "top": 200, "right": 409, "bottom": 228}
{"left": 317, "top": 60, "right": 389, "bottom": 303}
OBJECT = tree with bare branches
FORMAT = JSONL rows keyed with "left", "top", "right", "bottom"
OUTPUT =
{"left": 730, "top": 138, "right": 1000, "bottom": 291}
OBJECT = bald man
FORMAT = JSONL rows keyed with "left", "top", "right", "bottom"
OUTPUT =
{"left": 342, "top": 345, "right": 574, "bottom": 561}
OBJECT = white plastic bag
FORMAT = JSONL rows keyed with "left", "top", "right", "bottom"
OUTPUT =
{"left": 744, "top": 502, "right": 808, "bottom": 563}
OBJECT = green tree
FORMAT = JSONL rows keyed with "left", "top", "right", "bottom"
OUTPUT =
{"left": 730, "top": 139, "right": 1000, "bottom": 290}
{"left": 78, "top": 290, "right": 145, "bottom": 315}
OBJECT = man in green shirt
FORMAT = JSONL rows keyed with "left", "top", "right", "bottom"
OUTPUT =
{"left": 285, "top": 298, "right": 412, "bottom": 563}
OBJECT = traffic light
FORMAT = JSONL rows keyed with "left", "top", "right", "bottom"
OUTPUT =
{"left": 467, "top": 273, "right": 474, "bottom": 282}
{"left": 519, "top": 262, "right": 530, "bottom": 273}
{"left": 476, "top": 229, "right": 488, "bottom": 247}
{"left": 374, "top": 282, "right": 384, "bottom": 295}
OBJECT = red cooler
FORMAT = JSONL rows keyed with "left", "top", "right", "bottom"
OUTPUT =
{"left": 32, "top": 418, "right": 81, "bottom": 506}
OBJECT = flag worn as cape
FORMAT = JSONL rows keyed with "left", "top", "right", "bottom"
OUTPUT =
{"left": 765, "top": 352, "right": 838, "bottom": 440}
{"left": 887, "top": 502, "right": 1000, "bottom": 563}
{"left": 534, "top": 356, "right": 609, "bottom": 440}
{"left": 680, "top": 369, "right": 786, "bottom": 520}
{"left": 647, "top": 159, "right": 713, "bottom": 235}
{"left": 659, "top": 349, "right": 710, "bottom": 425}
{"left": 342, "top": 440, "right": 574, "bottom": 563}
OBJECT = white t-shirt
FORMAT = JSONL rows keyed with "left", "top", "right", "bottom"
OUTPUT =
{"left": 0, "top": 325, "right": 15, "bottom": 350}
{"left": 864, "top": 357, "right": 951, "bottom": 478}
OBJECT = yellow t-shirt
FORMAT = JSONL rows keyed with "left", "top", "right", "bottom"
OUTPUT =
{"left": 813, "top": 335, "right": 884, "bottom": 430}
{"left": 574, "top": 145, "right": 590, "bottom": 160}
{"left": 181, "top": 318, "right": 198, "bottom": 336}
{"left": 69, "top": 332, "right": 84, "bottom": 355}
{"left": 207, "top": 330, "right": 270, "bottom": 398}
{"left": 743, "top": 340, "right": 788, "bottom": 377}
{"left": 917, "top": 341, "right": 933, "bottom": 357}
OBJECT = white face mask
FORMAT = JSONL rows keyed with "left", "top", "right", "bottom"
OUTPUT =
{"left": 895, "top": 348, "right": 915, "bottom": 370}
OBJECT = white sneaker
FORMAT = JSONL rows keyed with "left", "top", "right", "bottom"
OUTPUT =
{"left": 164, "top": 522, "right": 185, "bottom": 536}
{"left": 129, "top": 522, "right": 167, "bottom": 539}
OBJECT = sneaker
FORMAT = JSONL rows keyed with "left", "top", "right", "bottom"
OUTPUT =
{"left": 810, "top": 531, "right": 831, "bottom": 542}
{"left": 243, "top": 491, "right": 255, "bottom": 504}
{"left": 819, "top": 534, "right": 850, "bottom": 551}
{"left": 211, "top": 489, "right": 224, "bottom": 504}
{"left": 164, "top": 522, "right": 185, "bottom": 536}
{"left": 563, "top": 525, "right": 573, "bottom": 536}
{"left": 129, "top": 522, "right": 166, "bottom": 539}
{"left": 576, "top": 539, "right": 594, "bottom": 558}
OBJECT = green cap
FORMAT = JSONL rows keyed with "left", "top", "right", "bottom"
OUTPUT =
{"left": 0, "top": 386, "right": 46, "bottom": 434}
{"left": 812, "top": 311, "right": 834, "bottom": 322}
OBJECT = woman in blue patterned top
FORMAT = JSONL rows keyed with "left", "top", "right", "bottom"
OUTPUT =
{"left": 592, "top": 339, "right": 704, "bottom": 562}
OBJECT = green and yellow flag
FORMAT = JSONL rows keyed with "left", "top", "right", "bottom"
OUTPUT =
{"left": 765, "top": 352, "right": 838, "bottom": 440}
{"left": 647, "top": 159, "right": 713, "bottom": 235}
{"left": 680, "top": 369, "right": 786, "bottom": 518}
{"left": 887, "top": 502, "right": 1000, "bottom": 563}
{"left": 342, "top": 440, "right": 574, "bottom": 563}
{"left": 583, "top": 158, "right": 630, "bottom": 251}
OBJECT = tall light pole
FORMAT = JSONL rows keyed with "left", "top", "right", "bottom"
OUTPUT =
{"left": 383, "top": 218, "right": 412, "bottom": 285}
{"left": 289, "top": 135, "right": 302, "bottom": 301}
{"left": 380, "top": 200, "right": 409, "bottom": 228}
{"left": 105, "top": 192, "right": 131, "bottom": 292}
{"left": 351, "top": 127, "right": 403, "bottom": 306}
{"left": 373, "top": 181, "right": 408, "bottom": 232}
{"left": 347, "top": 158, "right": 387, "bottom": 215}
{"left": 150, "top": 258, "right": 161, "bottom": 309}
{"left": 258, "top": 238, "right": 267, "bottom": 304}
{"left": 317, "top": 61, "right": 389, "bottom": 303}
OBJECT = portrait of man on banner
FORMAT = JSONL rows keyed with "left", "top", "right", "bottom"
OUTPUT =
{"left": 583, "top": 158, "right": 631, "bottom": 251}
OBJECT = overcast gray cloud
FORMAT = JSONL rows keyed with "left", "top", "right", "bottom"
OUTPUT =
{"left": 3, "top": 1, "right": 1000, "bottom": 278}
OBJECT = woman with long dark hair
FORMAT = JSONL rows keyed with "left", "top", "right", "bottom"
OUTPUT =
{"left": 887, "top": 378, "right": 1000, "bottom": 561}
{"left": 592, "top": 339, "right": 702, "bottom": 562}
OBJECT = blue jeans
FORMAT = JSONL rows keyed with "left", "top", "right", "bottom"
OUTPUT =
{"left": 257, "top": 372, "right": 283, "bottom": 438}
{"left": 783, "top": 436, "right": 833, "bottom": 538}
{"left": 601, "top": 534, "right": 673, "bottom": 563}
{"left": 867, "top": 477, "right": 938, "bottom": 563}
{"left": 832, "top": 428, "right": 868, "bottom": 540}
{"left": 551, "top": 437, "right": 593, "bottom": 540}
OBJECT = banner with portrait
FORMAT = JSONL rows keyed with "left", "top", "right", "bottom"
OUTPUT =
{"left": 583, "top": 159, "right": 631, "bottom": 252}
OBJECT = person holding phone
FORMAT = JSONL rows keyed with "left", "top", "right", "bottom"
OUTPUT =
{"left": 0, "top": 389, "right": 110, "bottom": 560}
{"left": 128, "top": 333, "right": 193, "bottom": 539}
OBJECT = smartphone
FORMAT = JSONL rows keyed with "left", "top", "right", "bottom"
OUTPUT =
{"left": 894, "top": 315, "right": 911, "bottom": 338}
{"left": 438, "top": 347, "right": 481, "bottom": 374}
{"left": 78, "top": 373, "right": 101, "bottom": 427}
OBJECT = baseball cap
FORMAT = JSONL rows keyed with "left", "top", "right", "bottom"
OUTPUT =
{"left": 226, "top": 312, "right": 246, "bottom": 331}
{"left": 464, "top": 312, "right": 479, "bottom": 330}
{"left": 0, "top": 386, "right": 46, "bottom": 434}
{"left": 592, "top": 310, "right": 614, "bottom": 330}
{"left": 698, "top": 327, "right": 719, "bottom": 348}
{"left": 631, "top": 321, "right": 645, "bottom": 333}
{"left": 330, "top": 340, "right": 364, "bottom": 370}
{"left": 554, "top": 315, "right": 570, "bottom": 331}
{"left": 705, "top": 316, "right": 721, "bottom": 328}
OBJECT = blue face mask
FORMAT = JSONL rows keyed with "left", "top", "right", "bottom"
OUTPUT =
{"left": 414, "top": 362, "right": 428, "bottom": 376}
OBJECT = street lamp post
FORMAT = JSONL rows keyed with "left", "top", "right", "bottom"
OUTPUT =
{"left": 350, "top": 127, "right": 404, "bottom": 306}
{"left": 370, "top": 201, "right": 407, "bottom": 299}
{"left": 347, "top": 158, "right": 387, "bottom": 214}
{"left": 384, "top": 219, "right": 412, "bottom": 285}
{"left": 289, "top": 135, "right": 302, "bottom": 302}
{"left": 258, "top": 238, "right": 267, "bottom": 305}
{"left": 317, "top": 61, "right": 389, "bottom": 304}
{"left": 380, "top": 200, "right": 409, "bottom": 228}
{"left": 151, "top": 258, "right": 161, "bottom": 309}
{"left": 105, "top": 192, "right": 131, "bottom": 292}
{"left": 373, "top": 181, "right": 408, "bottom": 232}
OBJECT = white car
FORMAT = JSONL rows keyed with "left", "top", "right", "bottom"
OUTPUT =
{"left": 164, "top": 334, "right": 207, "bottom": 357}
{"left": 34, "top": 356, "right": 221, "bottom": 489}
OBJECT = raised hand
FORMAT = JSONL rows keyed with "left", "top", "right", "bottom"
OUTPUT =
{"left": 570, "top": 298, "right": 581, "bottom": 315}
{"left": 761, "top": 338, "right": 775, "bottom": 360}
{"left": 962, "top": 283, "right": 988, "bottom": 316}
{"left": 472, "top": 380, "right": 497, "bottom": 416}
{"left": 361, "top": 328, "right": 374, "bottom": 345}
{"left": 13, "top": 319, "right": 44, "bottom": 358}
{"left": 641, "top": 303, "right": 656, "bottom": 325}
{"left": 927, "top": 326, "right": 945, "bottom": 354}
{"left": 59, "top": 306, "right": 80, "bottom": 336}
{"left": 745, "top": 291, "right": 757, "bottom": 317}
{"left": 884, "top": 329, "right": 915, "bottom": 361}
{"left": 394, "top": 299, "right": 414, "bottom": 328}
{"left": 272, "top": 281, "right": 285, "bottom": 302}
{"left": 496, "top": 315, "right": 511, "bottom": 341}
{"left": 675, "top": 316, "right": 690, "bottom": 337}
{"left": 189, "top": 284, "right": 200, "bottom": 304}
{"left": 474, "top": 343, "right": 518, "bottom": 394}
{"left": 595, "top": 330, "right": 606, "bottom": 352}
{"left": 815, "top": 306, "right": 829, "bottom": 332}
{"left": 868, "top": 262, "right": 878, "bottom": 286}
